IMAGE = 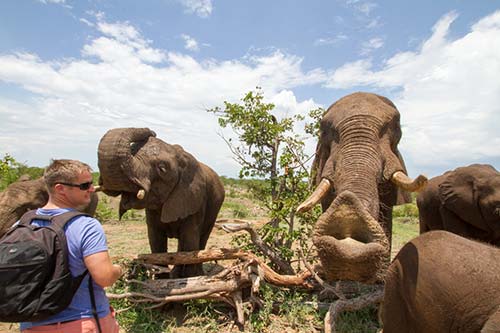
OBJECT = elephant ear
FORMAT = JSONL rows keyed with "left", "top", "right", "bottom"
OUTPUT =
{"left": 439, "top": 168, "right": 483, "bottom": 229}
{"left": 161, "top": 146, "right": 206, "bottom": 223}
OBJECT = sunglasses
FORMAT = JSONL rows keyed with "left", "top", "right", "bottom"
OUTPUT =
{"left": 58, "top": 181, "right": 94, "bottom": 190}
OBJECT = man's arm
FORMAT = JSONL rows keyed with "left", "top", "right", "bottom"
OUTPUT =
{"left": 84, "top": 251, "right": 123, "bottom": 287}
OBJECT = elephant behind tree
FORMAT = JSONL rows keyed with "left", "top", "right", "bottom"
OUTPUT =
{"left": 297, "top": 92, "right": 427, "bottom": 283}
{"left": 0, "top": 177, "right": 98, "bottom": 237}
{"left": 382, "top": 230, "right": 500, "bottom": 333}
{"left": 97, "top": 127, "right": 225, "bottom": 278}
{"left": 417, "top": 164, "right": 500, "bottom": 245}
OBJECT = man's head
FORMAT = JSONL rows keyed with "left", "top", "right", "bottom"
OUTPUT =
{"left": 44, "top": 159, "right": 95, "bottom": 210}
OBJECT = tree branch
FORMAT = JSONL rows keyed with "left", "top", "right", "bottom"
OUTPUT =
{"left": 217, "top": 220, "right": 295, "bottom": 275}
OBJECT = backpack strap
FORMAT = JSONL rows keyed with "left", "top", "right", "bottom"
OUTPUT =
{"left": 50, "top": 211, "right": 91, "bottom": 230}
{"left": 18, "top": 210, "right": 90, "bottom": 229}
{"left": 18, "top": 210, "right": 41, "bottom": 226}
{"left": 88, "top": 277, "right": 103, "bottom": 333}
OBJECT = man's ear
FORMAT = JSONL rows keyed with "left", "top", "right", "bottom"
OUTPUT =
{"left": 53, "top": 183, "right": 65, "bottom": 194}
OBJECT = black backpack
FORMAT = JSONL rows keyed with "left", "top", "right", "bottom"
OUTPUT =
{"left": 0, "top": 210, "right": 90, "bottom": 322}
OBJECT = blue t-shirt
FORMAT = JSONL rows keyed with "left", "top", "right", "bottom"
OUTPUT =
{"left": 20, "top": 208, "right": 111, "bottom": 330}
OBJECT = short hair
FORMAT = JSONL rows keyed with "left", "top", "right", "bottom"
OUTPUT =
{"left": 44, "top": 159, "right": 92, "bottom": 191}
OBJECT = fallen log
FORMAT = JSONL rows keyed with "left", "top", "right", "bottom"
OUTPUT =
{"left": 137, "top": 248, "right": 312, "bottom": 288}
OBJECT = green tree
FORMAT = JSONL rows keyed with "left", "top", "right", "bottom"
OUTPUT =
{"left": 0, "top": 153, "right": 44, "bottom": 190}
{"left": 208, "top": 88, "right": 323, "bottom": 271}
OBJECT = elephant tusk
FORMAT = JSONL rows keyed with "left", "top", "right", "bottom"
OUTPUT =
{"left": 137, "top": 189, "right": 145, "bottom": 199}
{"left": 391, "top": 171, "right": 428, "bottom": 192}
{"left": 93, "top": 185, "right": 104, "bottom": 192}
{"left": 296, "top": 178, "right": 331, "bottom": 213}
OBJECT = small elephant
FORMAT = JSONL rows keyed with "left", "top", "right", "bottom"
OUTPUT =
{"left": 0, "top": 177, "right": 98, "bottom": 237}
{"left": 417, "top": 164, "right": 500, "bottom": 245}
{"left": 297, "top": 92, "right": 427, "bottom": 283}
{"left": 382, "top": 230, "right": 500, "bottom": 333}
{"left": 97, "top": 128, "right": 225, "bottom": 277}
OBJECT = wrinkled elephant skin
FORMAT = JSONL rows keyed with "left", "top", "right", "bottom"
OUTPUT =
{"left": 382, "top": 230, "right": 500, "bottom": 333}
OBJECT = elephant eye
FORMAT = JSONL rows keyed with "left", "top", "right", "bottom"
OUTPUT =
{"left": 130, "top": 140, "right": 148, "bottom": 155}
{"left": 158, "top": 162, "right": 169, "bottom": 174}
{"left": 494, "top": 207, "right": 500, "bottom": 217}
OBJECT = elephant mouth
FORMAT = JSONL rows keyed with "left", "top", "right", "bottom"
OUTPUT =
{"left": 313, "top": 191, "right": 390, "bottom": 284}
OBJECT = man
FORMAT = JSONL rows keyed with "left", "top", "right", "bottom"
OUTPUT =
{"left": 20, "top": 159, "right": 122, "bottom": 333}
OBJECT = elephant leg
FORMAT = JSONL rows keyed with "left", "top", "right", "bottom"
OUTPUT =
{"left": 419, "top": 216, "right": 430, "bottom": 234}
{"left": 146, "top": 208, "right": 168, "bottom": 253}
{"left": 171, "top": 211, "right": 205, "bottom": 278}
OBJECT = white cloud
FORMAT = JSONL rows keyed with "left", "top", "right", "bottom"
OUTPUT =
{"left": 314, "top": 33, "right": 348, "bottom": 46}
{"left": 326, "top": 10, "right": 500, "bottom": 177}
{"left": 181, "top": 34, "right": 200, "bottom": 51}
{"left": 343, "top": 0, "right": 380, "bottom": 29}
{"left": 79, "top": 18, "right": 94, "bottom": 27}
{"left": 0, "top": 18, "right": 323, "bottom": 177}
{"left": 360, "top": 37, "right": 384, "bottom": 55}
{"left": 37, "top": 0, "right": 66, "bottom": 4}
{"left": 177, "top": 0, "right": 213, "bottom": 18}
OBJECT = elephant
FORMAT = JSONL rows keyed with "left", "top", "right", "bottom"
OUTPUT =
{"left": 381, "top": 230, "right": 500, "bottom": 333}
{"left": 297, "top": 92, "right": 427, "bottom": 283}
{"left": 0, "top": 177, "right": 98, "bottom": 237}
{"left": 417, "top": 164, "right": 500, "bottom": 245}
{"left": 97, "top": 127, "right": 225, "bottom": 278}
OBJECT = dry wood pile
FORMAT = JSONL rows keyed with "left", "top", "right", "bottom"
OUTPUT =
{"left": 107, "top": 221, "right": 383, "bottom": 332}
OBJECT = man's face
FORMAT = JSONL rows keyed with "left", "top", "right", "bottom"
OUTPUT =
{"left": 61, "top": 170, "right": 95, "bottom": 210}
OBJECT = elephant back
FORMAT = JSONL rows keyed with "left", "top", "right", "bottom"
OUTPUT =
{"left": 98, "top": 128, "right": 156, "bottom": 192}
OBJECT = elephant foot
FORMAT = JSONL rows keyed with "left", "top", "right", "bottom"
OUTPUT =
{"left": 170, "top": 264, "right": 205, "bottom": 278}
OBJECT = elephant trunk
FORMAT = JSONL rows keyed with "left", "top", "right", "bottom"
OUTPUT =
{"left": 313, "top": 191, "right": 389, "bottom": 283}
{"left": 334, "top": 118, "right": 382, "bottom": 220}
{"left": 98, "top": 128, "right": 156, "bottom": 194}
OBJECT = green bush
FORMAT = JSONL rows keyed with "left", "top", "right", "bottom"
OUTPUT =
{"left": 393, "top": 203, "right": 419, "bottom": 218}
{"left": 95, "top": 196, "right": 117, "bottom": 222}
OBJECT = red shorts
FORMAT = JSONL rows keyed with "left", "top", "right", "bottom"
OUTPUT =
{"left": 21, "top": 308, "right": 120, "bottom": 333}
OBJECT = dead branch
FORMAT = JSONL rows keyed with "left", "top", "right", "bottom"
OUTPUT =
{"left": 137, "top": 248, "right": 312, "bottom": 288}
{"left": 217, "top": 220, "right": 295, "bottom": 275}
{"left": 137, "top": 248, "right": 250, "bottom": 265}
{"left": 324, "top": 287, "right": 384, "bottom": 333}
{"left": 298, "top": 247, "right": 345, "bottom": 300}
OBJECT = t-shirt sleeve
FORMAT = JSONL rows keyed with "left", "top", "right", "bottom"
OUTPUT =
{"left": 79, "top": 217, "right": 108, "bottom": 257}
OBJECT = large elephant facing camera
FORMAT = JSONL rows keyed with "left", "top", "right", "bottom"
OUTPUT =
{"left": 97, "top": 128, "right": 225, "bottom": 277}
{"left": 298, "top": 92, "right": 427, "bottom": 283}
{"left": 0, "top": 177, "right": 98, "bottom": 237}
{"left": 417, "top": 164, "right": 500, "bottom": 245}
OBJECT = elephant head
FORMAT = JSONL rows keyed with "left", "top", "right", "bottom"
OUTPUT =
{"left": 97, "top": 127, "right": 208, "bottom": 222}
{"left": 298, "top": 92, "right": 426, "bottom": 283}
{"left": 439, "top": 164, "right": 500, "bottom": 232}
{"left": 0, "top": 177, "right": 98, "bottom": 237}
{"left": 421, "top": 164, "right": 500, "bottom": 244}
{"left": 97, "top": 127, "right": 225, "bottom": 277}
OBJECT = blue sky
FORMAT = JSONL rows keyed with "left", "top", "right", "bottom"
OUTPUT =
{"left": 0, "top": 0, "right": 499, "bottom": 179}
